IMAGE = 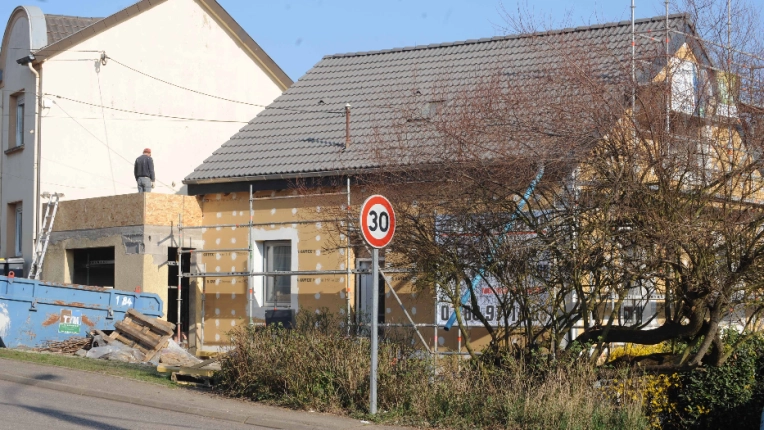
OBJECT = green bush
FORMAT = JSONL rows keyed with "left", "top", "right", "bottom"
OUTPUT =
{"left": 661, "top": 332, "right": 764, "bottom": 429}
{"left": 215, "top": 310, "right": 648, "bottom": 429}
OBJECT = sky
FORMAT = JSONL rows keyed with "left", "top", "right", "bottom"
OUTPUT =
{"left": 1, "top": 0, "right": 762, "bottom": 81}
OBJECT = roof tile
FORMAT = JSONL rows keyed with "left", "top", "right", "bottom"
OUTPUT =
{"left": 186, "top": 14, "right": 693, "bottom": 183}
{"left": 44, "top": 14, "right": 102, "bottom": 46}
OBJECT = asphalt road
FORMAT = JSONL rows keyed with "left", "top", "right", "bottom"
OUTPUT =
{"left": 0, "top": 379, "right": 271, "bottom": 430}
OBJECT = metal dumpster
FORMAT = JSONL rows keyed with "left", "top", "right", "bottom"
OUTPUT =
{"left": 0, "top": 275, "right": 163, "bottom": 348}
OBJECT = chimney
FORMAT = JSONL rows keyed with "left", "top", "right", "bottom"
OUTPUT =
{"left": 344, "top": 103, "right": 351, "bottom": 150}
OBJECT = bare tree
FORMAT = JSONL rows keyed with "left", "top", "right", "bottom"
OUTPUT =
{"left": 357, "top": 0, "right": 764, "bottom": 369}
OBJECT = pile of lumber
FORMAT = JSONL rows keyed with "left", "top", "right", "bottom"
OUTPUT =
{"left": 95, "top": 308, "right": 176, "bottom": 362}
{"left": 36, "top": 337, "right": 91, "bottom": 354}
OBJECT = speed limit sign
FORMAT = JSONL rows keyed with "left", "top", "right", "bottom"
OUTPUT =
{"left": 360, "top": 194, "right": 396, "bottom": 415}
{"left": 360, "top": 195, "right": 396, "bottom": 248}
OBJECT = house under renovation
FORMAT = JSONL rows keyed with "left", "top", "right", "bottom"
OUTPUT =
{"left": 178, "top": 14, "right": 738, "bottom": 353}
{"left": 41, "top": 193, "right": 203, "bottom": 337}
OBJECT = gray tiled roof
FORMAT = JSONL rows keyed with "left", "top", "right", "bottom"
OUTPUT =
{"left": 44, "top": 14, "right": 102, "bottom": 46}
{"left": 185, "top": 14, "right": 693, "bottom": 183}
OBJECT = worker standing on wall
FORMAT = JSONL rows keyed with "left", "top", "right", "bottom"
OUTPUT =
{"left": 134, "top": 148, "right": 155, "bottom": 193}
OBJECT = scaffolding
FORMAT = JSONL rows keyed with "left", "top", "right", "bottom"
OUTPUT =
{"left": 173, "top": 183, "right": 447, "bottom": 356}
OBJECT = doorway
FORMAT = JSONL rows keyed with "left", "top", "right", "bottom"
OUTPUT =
{"left": 167, "top": 247, "right": 192, "bottom": 335}
{"left": 71, "top": 247, "right": 115, "bottom": 287}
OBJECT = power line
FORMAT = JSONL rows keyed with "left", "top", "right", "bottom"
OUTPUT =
{"left": 47, "top": 93, "right": 250, "bottom": 123}
{"left": 50, "top": 99, "right": 136, "bottom": 167}
{"left": 106, "top": 55, "right": 344, "bottom": 118}
{"left": 96, "top": 69, "right": 117, "bottom": 194}
{"left": 107, "top": 56, "right": 266, "bottom": 107}
{"left": 1, "top": 170, "right": 113, "bottom": 190}
{"left": 50, "top": 99, "right": 175, "bottom": 191}
{"left": 42, "top": 156, "right": 136, "bottom": 188}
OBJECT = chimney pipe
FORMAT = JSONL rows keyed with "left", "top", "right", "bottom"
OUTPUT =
{"left": 344, "top": 103, "right": 351, "bottom": 150}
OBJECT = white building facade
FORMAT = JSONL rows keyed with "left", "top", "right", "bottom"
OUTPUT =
{"left": 0, "top": 0, "right": 291, "bottom": 270}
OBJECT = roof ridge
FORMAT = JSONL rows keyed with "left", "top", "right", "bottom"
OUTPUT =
{"left": 43, "top": 13, "right": 102, "bottom": 20}
{"left": 324, "top": 13, "right": 689, "bottom": 60}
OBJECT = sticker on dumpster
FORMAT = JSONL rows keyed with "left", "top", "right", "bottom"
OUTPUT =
{"left": 58, "top": 309, "right": 82, "bottom": 334}
{"left": 0, "top": 303, "right": 9, "bottom": 338}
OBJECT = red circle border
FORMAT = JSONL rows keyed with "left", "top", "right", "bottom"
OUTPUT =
{"left": 360, "top": 195, "right": 396, "bottom": 248}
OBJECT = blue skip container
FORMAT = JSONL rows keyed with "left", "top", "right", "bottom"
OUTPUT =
{"left": 0, "top": 275, "right": 163, "bottom": 348}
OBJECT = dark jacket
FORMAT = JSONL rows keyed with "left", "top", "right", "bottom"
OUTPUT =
{"left": 134, "top": 154, "right": 155, "bottom": 181}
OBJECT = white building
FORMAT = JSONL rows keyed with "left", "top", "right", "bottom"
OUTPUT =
{"left": 0, "top": 1, "right": 292, "bottom": 270}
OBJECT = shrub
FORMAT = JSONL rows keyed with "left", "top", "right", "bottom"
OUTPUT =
{"left": 662, "top": 332, "right": 764, "bottom": 429}
{"left": 607, "top": 334, "right": 764, "bottom": 429}
{"left": 216, "top": 310, "right": 648, "bottom": 429}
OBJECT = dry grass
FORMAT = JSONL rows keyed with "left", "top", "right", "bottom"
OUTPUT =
{"left": 215, "top": 311, "right": 647, "bottom": 429}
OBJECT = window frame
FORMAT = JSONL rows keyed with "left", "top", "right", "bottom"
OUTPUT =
{"left": 263, "top": 240, "right": 292, "bottom": 307}
{"left": 14, "top": 205, "right": 22, "bottom": 257}
{"left": 9, "top": 92, "right": 25, "bottom": 149}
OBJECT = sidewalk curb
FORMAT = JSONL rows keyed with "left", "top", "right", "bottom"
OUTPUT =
{"left": 0, "top": 371, "right": 282, "bottom": 428}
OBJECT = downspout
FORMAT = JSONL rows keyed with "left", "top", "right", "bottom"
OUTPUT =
{"left": 27, "top": 62, "right": 42, "bottom": 261}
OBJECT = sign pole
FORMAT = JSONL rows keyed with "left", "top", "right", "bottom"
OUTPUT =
{"left": 359, "top": 194, "right": 395, "bottom": 416}
{"left": 370, "top": 247, "right": 379, "bottom": 415}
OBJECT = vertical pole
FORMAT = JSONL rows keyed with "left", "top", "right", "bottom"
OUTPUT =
{"left": 201, "top": 276, "right": 206, "bottom": 348}
{"left": 370, "top": 247, "right": 379, "bottom": 415}
{"left": 434, "top": 294, "right": 439, "bottom": 361}
{"left": 346, "top": 177, "right": 352, "bottom": 334}
{"left": 345, "top": 104, "right": 351, "bottom": 150}
{"left": 249, "top": 185, "right": 254, "bottom": 326}
{"left": 551, "top": 286, "right": 557, "bottom": 360}
{"left": 177, "top": 213, "right": 183, "bottom": 343}
{"left": 665, "top": 0, "right": 670, "bottom": 134}
{"left": 631, "top": 0, "right": 636, "bottom": 131}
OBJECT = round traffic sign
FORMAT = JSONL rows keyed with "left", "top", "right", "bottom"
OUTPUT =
{"left": 360, "top": 195, "right": 396, "bottom": 248}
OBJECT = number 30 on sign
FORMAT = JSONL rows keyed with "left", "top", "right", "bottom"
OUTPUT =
{"left": 360, "top": 195, "right": 396, "bottom": 248}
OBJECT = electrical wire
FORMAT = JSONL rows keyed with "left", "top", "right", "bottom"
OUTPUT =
{"left": 96, "top": 67, "right": 118, "bottom": 194}
{"left": 46, "top": 93, "right": 251, "bottom": 123}
{"left": 42, "top": 156, "right": 136, "bottom": 188}
{"left": 50, "top": 97, "right": 176, "bottom": 192}
{"left": 105, "top": 55, "right": 345, "bottom": 117}
{"left": 51, "top": 99, "right": 136, "bottom": 167}
{"left": 107, "top": 56, "right": 267, "bottom": 108}
{"left": 1, "top": 171, "right": 114, "bottom": 190}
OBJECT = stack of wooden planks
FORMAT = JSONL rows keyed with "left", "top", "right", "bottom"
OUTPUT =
{"left": 37, "top": 336, "right": 91, "bottom": 353}
{"left": 95, "top": 309, "right": 176, "bottom": 362}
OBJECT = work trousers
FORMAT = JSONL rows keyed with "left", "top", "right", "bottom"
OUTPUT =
{"left": 137, "top": 177, "right": 153, "bottom": 193}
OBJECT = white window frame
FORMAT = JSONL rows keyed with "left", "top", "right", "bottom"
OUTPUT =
{"left": 13, "top": 94, "right": 25, "bottom": 148}
{"left": 249, "top": 229, "right": 299, "bottom": 316}
{"left": 14, "top": 205, "right": 22, "bottom": 257}
{"left": 263, "top": 240, "right": 292, "bottom": 307}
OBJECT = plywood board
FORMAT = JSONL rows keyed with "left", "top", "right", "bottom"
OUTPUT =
{"left": 53, "top": 193, "right": 144, "bottom": 231}
{"left": 53, "top": 193, "right": 202, "bottom": 232}
{"left": 194, "top": 188, "right": 492, "bottom": 351}
{"left": 145, "top": 194, "right": 202, "bottom": 227}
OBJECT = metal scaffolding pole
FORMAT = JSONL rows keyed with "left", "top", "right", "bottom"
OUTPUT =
{"left": 346, "top": 176, "right": 352, "bottom": 334}
{"left": 249, "top": 185, "right": 254, "bottom": 326}
{"left": 176, "top": 213, "right": 183, "bottom": 342}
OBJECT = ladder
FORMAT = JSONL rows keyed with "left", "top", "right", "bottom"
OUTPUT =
{"left": 30, "top": 192, "right": 62, "bottom": 280}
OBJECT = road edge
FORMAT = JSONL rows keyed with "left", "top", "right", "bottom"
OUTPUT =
{"left": 0, "top": 371, "right": 285, "bottom": 428}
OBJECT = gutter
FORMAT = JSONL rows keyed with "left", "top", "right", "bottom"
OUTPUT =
{"left": 26, "top": 62, "right": 43, "bottom": 256}
{"left": 182, "top": 167, "right": 385, "bottom": 185}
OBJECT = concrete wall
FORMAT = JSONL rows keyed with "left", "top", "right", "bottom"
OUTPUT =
{"left": 41, "top": 193, "right": 203, "bottom": 321}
